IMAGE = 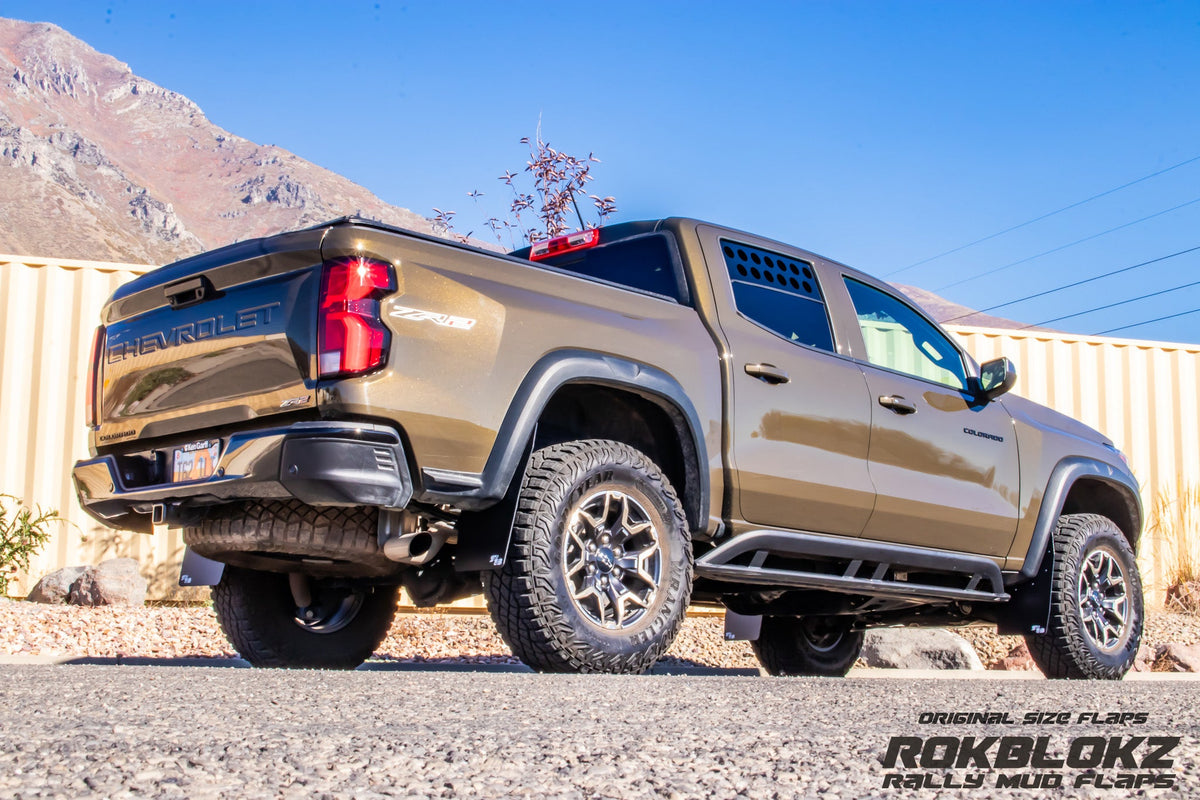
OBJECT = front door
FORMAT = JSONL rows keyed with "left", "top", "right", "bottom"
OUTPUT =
{"left": 841, "top": 277, "right": 1020, "bottom": 556}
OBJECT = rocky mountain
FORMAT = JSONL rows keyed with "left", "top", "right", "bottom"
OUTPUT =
{"left": 0, "top": 17, "right": 1033, "bottom": 331}
{"left": 0, "top": 17, "right": 432, "bottom": 265}
{"left": 894, "top": 284, "right": 1039, "bottom": 331}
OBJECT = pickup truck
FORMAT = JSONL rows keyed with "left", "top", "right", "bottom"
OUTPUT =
{"left": 73, "top": 217, "right": 1144, "bottom": 678}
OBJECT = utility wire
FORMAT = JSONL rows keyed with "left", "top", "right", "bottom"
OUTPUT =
{"left": 934, "top": 194, "right": 1200, "bottom": 292}
{"left": 1019, "top": 277, "right": 1200, "bottom": 328}
{"left": 885, "top": 151, "right": 1200, "bottom": 278}
{"left": 1094, "top": 307, "right": 1200, "bottom": 336}
{"left": 939, "top": 243, "right": 1200, "bottom": 324}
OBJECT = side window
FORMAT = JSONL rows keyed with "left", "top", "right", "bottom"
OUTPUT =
{"left": 843, "top": 278, "right": 969, "bottom": 391}
{"left": 720, "top": 239, "right": 835, "bottom": 352}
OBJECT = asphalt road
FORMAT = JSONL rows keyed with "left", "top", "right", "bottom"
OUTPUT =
{"left": 1, "top": 664, "right": 1197, "bottom": 799}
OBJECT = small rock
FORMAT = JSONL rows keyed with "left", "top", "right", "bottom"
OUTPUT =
{"left": 27, "top": 566, "right": 89, "bottom": 604}
{"left": 995, "top": 641, "right": 1036, "bottom": 671}
{"left": 67, "top": 559, "right": 147, "bottom": 607}
{"left": 861, "top": 629, "right": 984, "bottom": 670}
{"left": 1154, "top": 642, "right": 1200, "bottom": 673}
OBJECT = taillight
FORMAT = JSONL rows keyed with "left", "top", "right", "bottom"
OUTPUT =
{"left": 85, "top": 325, "right": 104, "bottom": 427}
{"left": 529, "top": 228, "right": 601, "bottom": 261}
{"left": 318, "top": 256, "right": 395, "bottom": 378}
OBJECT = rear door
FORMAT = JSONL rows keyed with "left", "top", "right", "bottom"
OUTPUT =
{"left": 834, "top": 276, "right": 1020, "bottom": 556}
{"left": 697, "top": 226, "right": 876, "bottom": 537}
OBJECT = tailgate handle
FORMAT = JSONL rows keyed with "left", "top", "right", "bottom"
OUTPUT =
{"left": 165, "top": 276, "right": 216, "bottom": 308}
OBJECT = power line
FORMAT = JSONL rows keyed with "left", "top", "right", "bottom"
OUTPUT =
{"left": 1094, "top": 307, "right": 1200, "bottom": 336}
{"left": 934, "top": 194, "right": 1200, "bottom": 292}
{"left": 885, "top": 152, "right": 1200, "bottom": 278}
{"left": 939, "top": 243, "right": 1200, "bottom": 324}
{"left": 1021, "top": 277, "right": 1200, "bottom": 328}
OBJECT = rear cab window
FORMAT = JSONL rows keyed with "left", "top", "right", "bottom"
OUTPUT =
{"left": 519, "top": 229, "right": 690, "bottom": 304}
{"left": 720, "top": 239, "right": 835, "bottom": 352}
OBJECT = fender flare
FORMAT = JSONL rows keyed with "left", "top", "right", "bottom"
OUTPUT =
{"left": 449, "top": 350, "right": 710, "bottom": 572}
{"left": 1015, "top": 455, "right": 1142, "bottom": 581}
{"left": 489, "top": 349, "right": 708, "bottom": 526}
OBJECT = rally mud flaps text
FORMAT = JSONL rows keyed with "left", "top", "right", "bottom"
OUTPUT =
{"left": 879, "top": 711, "right": 1181, "bottom": 790}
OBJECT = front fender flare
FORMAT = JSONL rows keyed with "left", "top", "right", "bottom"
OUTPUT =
{"left": 1015, "top": 456, "right": 1142, "bottom": 582}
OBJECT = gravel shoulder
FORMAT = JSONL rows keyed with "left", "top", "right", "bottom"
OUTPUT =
{"left": 2, "top": 598, "right": 1197, "bottom": 670}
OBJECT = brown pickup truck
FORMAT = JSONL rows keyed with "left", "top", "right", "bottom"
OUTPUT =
{"left": 73, "top": 217, "right": 1144, "bottom": 678}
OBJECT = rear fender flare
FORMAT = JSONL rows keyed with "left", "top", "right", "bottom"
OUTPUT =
{"left": 452, "top": 350, "right": 709, "bottom": 571}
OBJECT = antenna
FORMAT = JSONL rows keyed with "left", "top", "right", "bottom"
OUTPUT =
{"left": 570, "top": 192, "right": 586, "bottom": 231}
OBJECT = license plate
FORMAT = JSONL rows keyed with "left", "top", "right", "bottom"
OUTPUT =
{"left": 172, "top": 440, "right": 220, "bottom": 483}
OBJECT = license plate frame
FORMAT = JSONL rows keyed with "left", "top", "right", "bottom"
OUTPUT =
{"left": 172, "top": 439, "right": 221, "bottom": 483}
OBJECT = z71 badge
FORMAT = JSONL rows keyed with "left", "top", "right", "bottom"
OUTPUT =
{"left": 390, "top": 305, "right": 476, "bottom": 330}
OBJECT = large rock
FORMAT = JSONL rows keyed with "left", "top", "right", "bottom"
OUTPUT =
{"left": 1132, "top": 643, "right": 1157, "bottom": 673}
{"left": 862, "top": 629, "right": 984, "bottom": 670}
{"left": 26, "top": 566, "right": 89, "bottom": 604}
{"left": 1154, "top": 643, "right": 1200, "bottom": 673}
{"left": 66, "top": 558, "right": 147, "bottom": 607}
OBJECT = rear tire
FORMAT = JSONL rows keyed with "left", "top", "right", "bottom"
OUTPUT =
{"left": 484, "top": 439, "right": 692, "bottom": 674}
{"left": 212, "top": 566, "right": 398, "bottom": 669}
{"left": 1025, "top": 513, "right": 1142, "bottom": 679}
{"left": 752, "top": 616, "right": 864, "bottom": 677}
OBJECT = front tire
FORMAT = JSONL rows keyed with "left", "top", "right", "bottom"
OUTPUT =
{"left": 213, "top": 566, "right": 398, "bottom": 669}
{"left": 752, "top": 615, "right": 864, "bottom": 676}
{"left": 484, "top": 439, "right": 693, "bottom": 674}
{"left": 1025, "top": 513, "right": 1143, "bottom": 679}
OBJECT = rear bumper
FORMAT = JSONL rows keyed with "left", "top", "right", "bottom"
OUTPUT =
{"left": 72, "top": 421, "right": 413, "bottom": 533}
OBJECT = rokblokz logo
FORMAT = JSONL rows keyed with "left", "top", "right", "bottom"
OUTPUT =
{"left": 880, "top": 710, "right": 1180, "bottom": 790}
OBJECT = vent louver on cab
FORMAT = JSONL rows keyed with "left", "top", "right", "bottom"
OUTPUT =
{"left": 721, "top": 241, "right": 822, "bottom": 300}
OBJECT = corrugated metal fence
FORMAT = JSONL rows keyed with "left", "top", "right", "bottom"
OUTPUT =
{"left": 2, "top": 254, "right": 1197, "bottom": 607}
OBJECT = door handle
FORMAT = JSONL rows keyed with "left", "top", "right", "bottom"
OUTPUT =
{"left": 744, "top": 363, "right": 790, "bottom": 385}
{"left": 879, "top": 394, "right": 917, "bottom": 415}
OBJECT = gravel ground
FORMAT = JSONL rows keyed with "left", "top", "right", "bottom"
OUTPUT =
{"left": 1, "top": 598, "right": 1196, "bottom": 670}
{"left": 1, "top": 665, "right": 1198, "bottom": 798}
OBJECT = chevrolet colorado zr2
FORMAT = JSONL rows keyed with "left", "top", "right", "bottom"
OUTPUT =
{"left": 73, "top": 217, "right": 1144, "bottom": 678}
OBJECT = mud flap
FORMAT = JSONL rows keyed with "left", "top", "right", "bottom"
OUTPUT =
{"left": 724, "top": 610, "right": 763, "bottom": 641}
{"left": 452, "top": 431, "right": 534, "bottom": 573}
{"left": 995, "top": 548, "right": 1054, "bottom": 635}
{"left": 179, "top": 547, "right": 225, "bottom": 587}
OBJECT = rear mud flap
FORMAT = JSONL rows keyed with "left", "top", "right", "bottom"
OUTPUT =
{"left": 452, "top": 430, "right": 534, "bottom": 573}
{"left": 723, "top": 610, "right": 763, "bottom": 641}
{"left": 179, "top": 547, "right": 225, "bottom": 587}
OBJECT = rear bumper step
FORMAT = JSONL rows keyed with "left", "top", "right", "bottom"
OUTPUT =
{"left": 696, "top": 530, "right": 1009, "bottom": 604}
{"left": 73, "top": 422, "right": 413, "bottom": 533}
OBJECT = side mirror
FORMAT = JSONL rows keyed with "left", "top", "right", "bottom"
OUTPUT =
{"left": 977, "top": 357, "right": 1017, "bottom": 402}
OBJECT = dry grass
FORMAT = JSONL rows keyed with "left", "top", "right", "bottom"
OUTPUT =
{"left": 1149, "top": 478, "right": 1200, "bottom": 612}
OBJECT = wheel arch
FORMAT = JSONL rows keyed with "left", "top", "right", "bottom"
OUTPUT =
{"left": 1016, "top": 456, "right": 1143, "bottom": 581}
{"left": 481, "top": 349, "right": 709, "bottom": 532}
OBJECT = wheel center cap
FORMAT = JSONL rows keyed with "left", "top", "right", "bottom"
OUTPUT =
{"left": 594, "top": 547, "right": 616, "bottom": 573}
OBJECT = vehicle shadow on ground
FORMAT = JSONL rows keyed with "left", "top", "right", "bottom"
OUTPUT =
{"left": 58, "top": 656, "right": 761, "bottom": 676}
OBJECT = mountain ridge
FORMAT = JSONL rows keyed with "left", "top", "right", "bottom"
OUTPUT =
{"left": 0, "top": 17, "right": 432, "bottom": 265}
{"left": 0, "top": 16, "right": 1035, "bottom": 331}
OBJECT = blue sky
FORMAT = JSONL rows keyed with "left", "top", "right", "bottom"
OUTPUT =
{"left": 7, "top": 1, "right": 1200, "bottom": 343}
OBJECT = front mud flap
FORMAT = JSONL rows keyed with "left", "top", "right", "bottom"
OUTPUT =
{"left": 179, "top": 547, "right": 225, "bottom": 587}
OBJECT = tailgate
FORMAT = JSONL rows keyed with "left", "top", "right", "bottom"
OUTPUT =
{"left": 96, "top": 228, "right": 326, "bottom": 446}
